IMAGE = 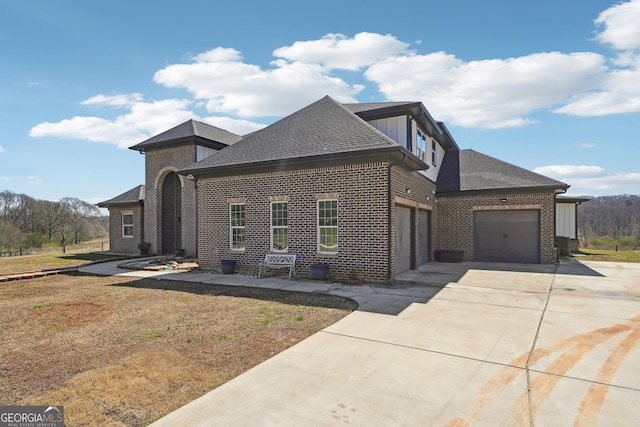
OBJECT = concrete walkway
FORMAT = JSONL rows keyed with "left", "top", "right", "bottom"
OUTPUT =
{"left": 80, "top": 259, "right": 640, "bottom": 426}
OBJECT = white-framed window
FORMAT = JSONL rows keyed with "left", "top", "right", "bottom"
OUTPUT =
{"left": 431, "top": 138, "right": 437, "bottom": 166}
{"left": 416, "top": 129, "right": 427, "bottom": 162}
{"left": 229, "top": 204, "right": 246, "bottom": 251}
{"left": 270, "top": 202, "right": 288, "bottom": 252}
{"left": 317, "top": 200, "right": 338, "bottom": 254}
{"left": 121, "top": 212, "right": 134, "bottom": 237}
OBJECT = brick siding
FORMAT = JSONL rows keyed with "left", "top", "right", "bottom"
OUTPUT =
{"left": 144, "top": 145, "right": 198, "bottom": 256}
{"left": 196, "top": 163, "right": 437, "bottom": 282}
{"left": 390, "top": 169, "right": 436, "bottom": 275}
{"left": 107, "top": 204, "right": 143, "bottom": 255}
{"left": 434, "top": 190, "right": 558, "bottom": 264}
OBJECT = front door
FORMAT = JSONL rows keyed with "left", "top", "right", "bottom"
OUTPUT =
{"left": 161, "top": 172, "right": 182, "bottom": 255}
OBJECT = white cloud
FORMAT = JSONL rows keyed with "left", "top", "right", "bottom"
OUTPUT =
{"left": 594, "top": 0, "right": 640, "bottom": 50}
{"left": 534, "top": 164, "right": 640, "bottom": 194}
{"left": 577, "top": 142, "right": 596, "bottom": 148}
{"left": 28, "top": 6, "right": 640, "bottom": 147}
{"left": 0, "top": 176, "right": 11, "bottom": 181}
{"left": 0, "top": 145, "right": 5, "bottom": 153}
{"left": 534, "top": 165, "right": 604, "bottom": 178}
{"left": 81, "top": 93, "right": 144, "bottom": 108}
{"left": 202, "top": 116, "right": 266, "bottom": 135}
{"left": 153, "top": 43, "right": 364, "bottom": 118}
{"left": 273, "top": 32, "right": 411, "bottom": 71}
{"left": 552, "top": 66, "right": 640, "bottom": 116}
{"left": 31, "top": 97, "right": 197, "bottom": 148}
{"left": 365, "top": 51, "right": 607, "bottom": 128}
{"left": 568, "top": 173, "right": 640, "bottom": 192}
{"left": 555, "top": 0, "right": 640, "bottom": 116}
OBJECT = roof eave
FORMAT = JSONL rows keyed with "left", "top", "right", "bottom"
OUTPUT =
{"left": 96, "top": 199, "right": 144, "bottom": 208}
{"left": 437, "top": 184, "right": 570, "bottom": 196}
{"left": 129, "top": 135, "right": 231, "bottom": 152}
{"left": 180, "top": 146, "right": 428, "bottom": 179}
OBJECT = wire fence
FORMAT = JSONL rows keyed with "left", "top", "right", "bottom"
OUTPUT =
{"left": 0, "top": 240, "right": 109, "bottom": 258}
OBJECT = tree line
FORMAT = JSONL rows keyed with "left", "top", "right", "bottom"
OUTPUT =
{"left": 0, "top": 190, "right": 108, "bottom": 251}
{"left": 578, "top": 194, "right": 640, "bottom": 250}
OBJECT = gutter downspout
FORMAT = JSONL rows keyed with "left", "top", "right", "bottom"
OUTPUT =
{"left": 388, "top": 153, "right": 407, "bottom": 280}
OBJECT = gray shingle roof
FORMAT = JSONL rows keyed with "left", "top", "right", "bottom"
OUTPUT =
{"left": 181, "top": 96, "right": 412, "bottom": 173}
{"left": 130, "top": 119, "right": 241, "bottom": 151}
{"left": 437, "top": 149, "right": 569, "bottom": 192}
{"left": 97, "top": 185, "right": 145, "bottom": 207}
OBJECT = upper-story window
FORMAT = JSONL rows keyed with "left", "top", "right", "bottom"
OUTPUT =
{"left": 431, "top": 138, "right": 437, "bottom": 166}
{"left": 416, "top": 130, "right": 427, "bottom": 162}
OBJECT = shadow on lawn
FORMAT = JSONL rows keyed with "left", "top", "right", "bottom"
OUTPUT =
{"left": 104, "top": 274, "right": 359, "bottom": 312}
{"left": 59, "top": 253, "right": 126, "bottom": 263}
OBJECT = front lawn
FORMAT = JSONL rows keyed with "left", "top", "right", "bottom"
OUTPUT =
{"left": 0, "top": 273, "right": 356, "bottom": 426}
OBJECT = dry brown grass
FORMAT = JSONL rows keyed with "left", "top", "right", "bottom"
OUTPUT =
{"left": 0, "top": 273, "right": 356, "bottom": 426}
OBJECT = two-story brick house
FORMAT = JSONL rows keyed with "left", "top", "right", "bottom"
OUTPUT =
{"left": 99, "top": 96, "right": 571, "bottom": 282}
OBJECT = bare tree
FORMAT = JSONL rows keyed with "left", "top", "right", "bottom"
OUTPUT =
{"left": 35, "top": 200, "right": 69, "bottom": 241}
{"left": 0, "top": 191, "right": 34, "bottom": 230}
{"left": 60, "top": 197, "right": 100, "bottom": 244}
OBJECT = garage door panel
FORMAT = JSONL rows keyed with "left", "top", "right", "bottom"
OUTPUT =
{"left": 474, "top": 210, "right": 539, "bottom": 264}
{"left": 395, "top": 206, "right": 412, "bottom": 275}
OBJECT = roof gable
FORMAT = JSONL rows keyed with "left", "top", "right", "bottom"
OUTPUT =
{"left": 181, "top": 96, "right": 419, "bottom": 174}
{"left": 437, "top": 149, "right": 568, "bottom": 192}
{"left": 344, "top": 101, "right": 459, "bottom": 152}
{"left": 129, "top": 119, "right": 241, "bottom": 151}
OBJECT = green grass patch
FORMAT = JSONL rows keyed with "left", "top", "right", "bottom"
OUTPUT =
{"left": 578, "top": 248, "right": 640, "bottom": 263}
{"left": 32, "top": 302, "right": 54, "bottom": 309}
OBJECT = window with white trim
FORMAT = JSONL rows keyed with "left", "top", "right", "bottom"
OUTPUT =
{"left": 270, "top": 202, "right": 288, "bottom": 252}
{"left": 317, "top": 200, "right": 338, "bottom": 254}
{"left": 416, "top": 129, "right": 427, "bottom": 162}
{"left": 229, "top": 204, "right": 246, "bottom": 251}
{"left": 122, "top": 212, "right": 134, "bottom": 237}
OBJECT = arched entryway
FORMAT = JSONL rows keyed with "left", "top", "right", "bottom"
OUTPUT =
{"left": 161, "top": 172, "right": 182, "bottom": 255}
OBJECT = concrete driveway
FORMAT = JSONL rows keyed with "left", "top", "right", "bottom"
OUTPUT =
{"left": 87, "top": 260, "right": 640, "bottom": 426}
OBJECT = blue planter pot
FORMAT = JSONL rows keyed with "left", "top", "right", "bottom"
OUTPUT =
{"left": 310, "top": 263, "right": 329, "bottom": 280}
{"left": 221, "top": 259, "right": 237, "bottom": 274}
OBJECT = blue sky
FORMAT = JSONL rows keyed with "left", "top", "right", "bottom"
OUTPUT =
{"left": 1, "top": 0, "right": 639, "bottom": 207}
